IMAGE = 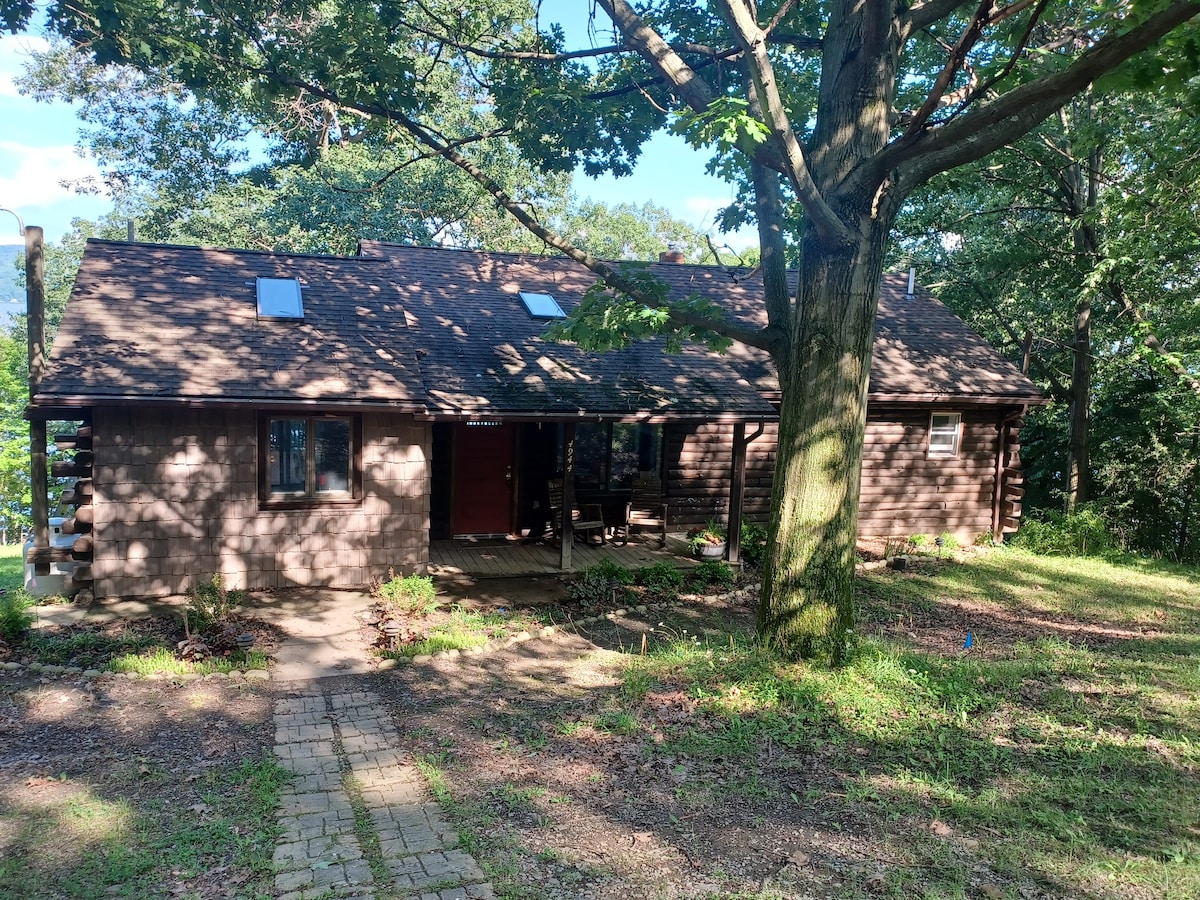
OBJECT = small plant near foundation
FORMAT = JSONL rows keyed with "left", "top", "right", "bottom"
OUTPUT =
{"left": 185, "top": 575, "right": 244, "bottom": 632}
{"left": 686, "top": 519, "right": 728, "bottom": 556}
{"left": 377, "top": 605, "right": 542, "bottom": 658}
{"left": 739, "top": 522, "right": 769, "bottom": 568}
{"left": 636, "top": 561, "right": 684, "bottom": 601}
{"left": 375, "top": 571, "right": 439, "bottom": 616}
{"left": 687, "top": 560, "right": 736, "bottom": 591}
{"left": 568, "top": 560, "right": 634, "bottom": 608}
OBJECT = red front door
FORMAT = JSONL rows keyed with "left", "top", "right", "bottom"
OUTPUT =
{"left": 451, "top": 423, "right": 515, "bottom": 535}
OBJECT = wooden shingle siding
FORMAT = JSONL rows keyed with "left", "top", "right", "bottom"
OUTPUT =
{"left": 91, "top": 407, "right": 430, "bottom": 598}
{"left": 665, "top": 408, "right": 1010, "bottom": 541}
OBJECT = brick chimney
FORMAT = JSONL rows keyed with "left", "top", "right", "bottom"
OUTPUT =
{"left": 658, "top": 249, "right": 686, "bottom": 263}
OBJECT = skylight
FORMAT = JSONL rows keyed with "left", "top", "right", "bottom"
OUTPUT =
{"left": 256, "top": 278, "right": 304, "bottom": 319}
{"left": 518, "top": 291, "right": 566, "bottom": 319}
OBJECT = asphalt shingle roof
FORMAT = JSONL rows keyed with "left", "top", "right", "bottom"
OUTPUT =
{"left": 36, "top": 239, "right": 1042, "bottom": 415}
{"left": 39, "top": 241, "right": 426, "bottom": 408}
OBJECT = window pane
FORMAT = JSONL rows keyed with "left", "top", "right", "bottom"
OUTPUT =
{"left": 315, "top": 419, "right": 351, "bottom": 493}
{"left": 269, "top": 419, "right": 307, "bottom": 494}
{"left": 574, "top": 424, "right": 606, "bottom": 488}
{"left": 929, "top": 413, "right": 961, "bottom": 456}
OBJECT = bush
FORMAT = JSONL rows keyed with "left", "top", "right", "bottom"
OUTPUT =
{"left": 1011, "top": 505, "right": 1120, "bottom": 557}
{"left": 568, "top": 560, "right": 634, "bottom": 608}
{"left": 378, "top": 573, "right": 439, "bottom": 616}
{"left": 186, "top": 575, "right": 244, "bottom": 633}
{"left": 740, "top": 523, "right": 769, "bottom": 568}
{"left": 0, "top": 591, "right": 35, "bottom": 643}
{"left": 688, "top": 560, "right": 736, "bottom": 591}
{"left": 636, "top": 561, "right": 684, "bottom": 601}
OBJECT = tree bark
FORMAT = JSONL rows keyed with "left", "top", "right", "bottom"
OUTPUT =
{"left": 759, "top": 229, "right": 889, "bottom": 664}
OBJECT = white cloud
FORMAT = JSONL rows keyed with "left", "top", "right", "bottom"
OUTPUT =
{"left": 0, "top": 140, "right": 105, "bottom": 209}
{"left": 0, "top": 34, "right": 51, "bottom": 98}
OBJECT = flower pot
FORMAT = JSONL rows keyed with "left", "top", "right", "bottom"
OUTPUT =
{"left": 697, "top": 541, "right": 727, "bottom": 560}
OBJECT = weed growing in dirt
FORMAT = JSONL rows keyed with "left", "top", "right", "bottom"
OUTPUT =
{"left": 185, "top": 575, "right": 244, "bottom": 633}
{"left": 0, "top": 752, "right": 285, "bottom": 898}
{"left": 380, "top": 605, "right": 540, "bottom": 658}
{"left": 108, "top": 647, "right": 269, "bottom": 675}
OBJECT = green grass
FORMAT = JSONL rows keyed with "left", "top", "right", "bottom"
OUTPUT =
{"left": 382, "top": 604, "right": 541, "bottom": 658}
{"left": 108, "top": 647, "right": 270, "bottom": 675}
{"left": 0, "top": 753, "right": 286, "bottom": 899}
{"left": 0, "top": 543, "right": 23, "bottom": 592}
{"left": 598, "top": 549, "right": 1200, "bottom": 898}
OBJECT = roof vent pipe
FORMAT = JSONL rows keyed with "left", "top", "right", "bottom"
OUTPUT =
{"left": 906, "top": 267, "right": 915, "bottom": 300}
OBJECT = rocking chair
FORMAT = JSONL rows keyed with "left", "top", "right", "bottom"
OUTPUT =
{"left": 547, "top": 478, "right": 607, "bottom": 545}
{"left": 614, "top": 474, "right": 668, "bottom": 546}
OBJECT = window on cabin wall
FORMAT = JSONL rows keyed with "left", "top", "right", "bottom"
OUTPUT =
{"left": 574, "top": 423, "right": 663, "bottom": 489}
{"left": 260, "top": 414, "right": 360, "bottom": 505}
{"left": 928, "top": 412, "right": 963, "bottom": 457}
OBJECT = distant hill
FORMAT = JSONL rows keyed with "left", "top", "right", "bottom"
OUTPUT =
{"left": 0, "top": 246, "right": 28, "bottom": 328}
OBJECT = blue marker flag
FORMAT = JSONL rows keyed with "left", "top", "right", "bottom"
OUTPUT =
{"left": 964, "top": 631, "right": 974, "bottom": 649}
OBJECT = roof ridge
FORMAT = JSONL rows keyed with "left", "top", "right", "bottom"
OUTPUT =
{"left": 84, "top": 238, "right": 389, "bottom": 264}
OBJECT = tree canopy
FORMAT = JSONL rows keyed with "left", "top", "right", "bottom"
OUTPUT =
{"left": 5, "top": 0, "right": 1200, "bottom": 661}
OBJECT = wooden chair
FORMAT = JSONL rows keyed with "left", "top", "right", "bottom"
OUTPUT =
{"left": 547, "top": 478, "right": 606, "bottom": 545}
{"left": 615, "top": 474, "right": 668, "bottom": 546}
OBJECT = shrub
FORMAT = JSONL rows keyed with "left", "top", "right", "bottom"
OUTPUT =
{"left": 186, "top": 575, "right": 244, "bottom": 633}
{"left": 378, "top": 573, "right": 439, "bottom": 616}
{"left": 637, "top": 561, "right": 684, "bottom": 601}
{"left": 739, "top": 523, "right": 769, "bottom": 568}
{"left": 688, "top": 560, "right": 736, "bottom": 591}
{"left": 1012, "top": 506, "right": 1120, "bottom": 557}
{"left": 568, "top": 560, "right": 634, "bottom": 608}
{"left": 0, "top": 591, "right": 35, "bottom": 643}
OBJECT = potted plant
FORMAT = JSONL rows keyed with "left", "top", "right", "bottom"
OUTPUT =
{"left": 687, "top": 520, "right": 728, "bottom": 559}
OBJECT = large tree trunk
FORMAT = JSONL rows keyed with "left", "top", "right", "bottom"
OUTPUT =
{"left": 758, "top": 232, "right": 888, "bottom": 664}
{"left": 1065, "top": 293, "right": 1092, "bottom": 512}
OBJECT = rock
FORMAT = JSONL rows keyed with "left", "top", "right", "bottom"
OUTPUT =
{"left": 444, "top": 649, "right": 460, "bottom": 658}
{"left": 376, "top": 658, "right": 398, "bottom": 671}
{"left": 2, "top": 662, "right": 21, "bottom": 671}
{"left": 244, "top": 669, "right": 269, "bottom": 681}
{"left": 177, "top": 673, "right": 201, "bottom": 683}
{"left": 411, "top": 654, "right": 433, "bottom": 664}
{"left": 42, "top": 665, "right": 65, "bottom": 675}
{"left": 514, "top": 630, "right": 532, "bottom": 641}
{"left": 614, "top": 608, "right": 628, "bottom": 616}
{"left": 540, "top": 626, "right": 555, "bottom": 637}
{"left": 27, "top": 662, "right": 42, "bottom": 672}
{"left": 635, "top": 605, "right": 648, "bottom": 614}
{"left": 82, "top": 669, "right": 103, "bottom": 679}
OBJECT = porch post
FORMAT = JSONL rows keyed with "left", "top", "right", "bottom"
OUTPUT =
{"left": 560, "top": 422, "right": 576, "bottom": 571}
{"left": 727, "top": 422, "right": 747, "bottom": 565}
{"left": 26, "top": 225, "right": 49, "bottom": 552}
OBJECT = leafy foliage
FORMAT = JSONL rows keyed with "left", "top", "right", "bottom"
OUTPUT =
{"left": 567, "top": 559, "right": 634, "bottom": 608}
{"left": 0, "top": 589, "right": 34, "bottom": 642}
{"left": 635, "top": 561, "right": 684, "bottom": 602}
{"left": 1011, "top": 505, "right": 1121, "bottom": 557}
{"left": 376, "top": 573, "right": 439, "bottom": 617}
{"left": 687, "top": 560, "right": 736, "bottom": 591}
{"left": 184, "top": 575, "right": 244, "bottom": 633}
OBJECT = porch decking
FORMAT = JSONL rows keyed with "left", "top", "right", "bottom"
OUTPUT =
{"left": 428, "top": 536, "right": 697, "bottom": 577}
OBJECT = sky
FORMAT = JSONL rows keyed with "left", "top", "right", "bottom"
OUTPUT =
{"left": 0, "top": 26, "right": 752, "bottom": 250}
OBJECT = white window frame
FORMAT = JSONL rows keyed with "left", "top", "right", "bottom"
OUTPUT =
{"left": 928, "top": 412, "right": 962, "bottom": 457}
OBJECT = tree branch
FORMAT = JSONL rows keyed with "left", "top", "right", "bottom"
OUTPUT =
{"left": 721, "top": 0, "right": 854, "bottom": 248}
{"left": 886, "top": 0, "right": 1200, "bottom": 190}
{"left": 903, "top": 0, "right": 991, "bottom": 137}
{"left": 595, "top": 0, "right": 717, "bottom": 113}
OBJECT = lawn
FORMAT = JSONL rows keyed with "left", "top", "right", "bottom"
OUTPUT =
{"left": 400, "top": 548, "right": 1200, "bottom": 899}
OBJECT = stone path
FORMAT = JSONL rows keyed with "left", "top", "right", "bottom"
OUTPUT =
{"left": 273, "top": 690, "right": 494, "bottom": 900}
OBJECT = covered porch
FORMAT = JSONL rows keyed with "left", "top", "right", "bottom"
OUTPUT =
{"left": 427, "top": 535, "right": 700, "bottom": 578}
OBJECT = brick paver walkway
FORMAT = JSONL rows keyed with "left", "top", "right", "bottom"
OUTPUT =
{"left": 272, "top": 690, "right": 494, "bottom": 900}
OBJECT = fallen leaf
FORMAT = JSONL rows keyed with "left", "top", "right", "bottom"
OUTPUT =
{"left": 188, "top": 802, "right": 209, "bottom": 814}
{"left": 981, "top": 885, "right": 1005, "bottom": 899}
{"left": 788, "top": 849, "right": 811, "bottom": 866}
{"left": 138, "top": 765, "right": 151, "bottom": 777}
{"left": 631, "top": 831, "right": 653, "bottom": 844}
{"left": 929, "top": 819, "right": 953, "bottom": 837}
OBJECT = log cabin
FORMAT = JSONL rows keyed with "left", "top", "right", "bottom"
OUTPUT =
{"left": 28, "top": 239, "right": 1042, "bottom": 598}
